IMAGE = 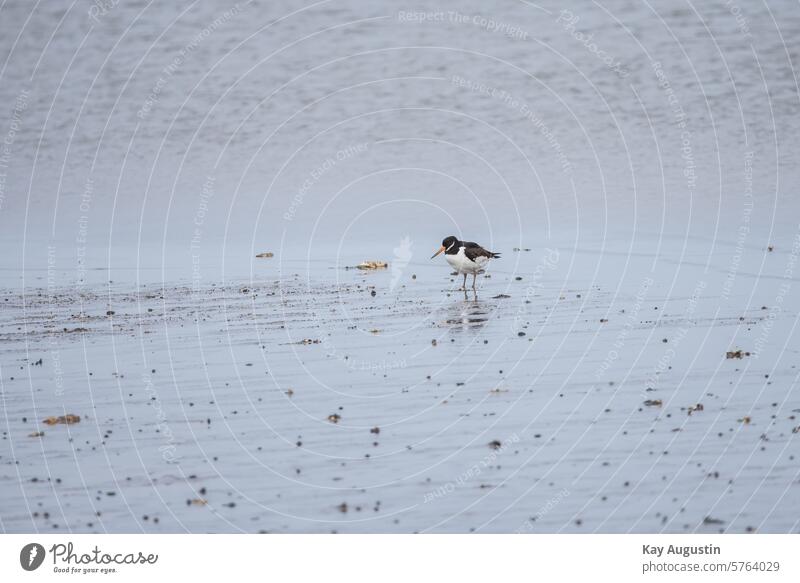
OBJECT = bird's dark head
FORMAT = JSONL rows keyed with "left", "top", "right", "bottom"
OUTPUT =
{"left": 431, "top": 236, "right": 458, "bottom": 259}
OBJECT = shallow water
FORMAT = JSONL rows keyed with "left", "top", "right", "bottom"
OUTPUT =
{"left": 1, "top": 0, "right": 799, "bottom": 532}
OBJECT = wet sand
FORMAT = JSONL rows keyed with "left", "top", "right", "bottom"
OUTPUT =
{"left": 2, "top": 243, "right": 798, "bottom": 533}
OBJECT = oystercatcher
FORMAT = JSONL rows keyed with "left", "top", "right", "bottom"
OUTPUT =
{"left": 430, "top": 236, "right": 500, "bottom": 290}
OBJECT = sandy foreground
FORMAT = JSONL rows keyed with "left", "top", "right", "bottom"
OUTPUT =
{"left": 1, "top": 241, "right": 798, "bottom": 534}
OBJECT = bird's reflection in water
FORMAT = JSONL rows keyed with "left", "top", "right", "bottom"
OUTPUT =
{"left": 444, "top": 292, "right": 489, "bottom": 331}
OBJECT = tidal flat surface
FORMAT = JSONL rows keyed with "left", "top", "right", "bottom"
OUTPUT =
{"left": 2, "top": 245, "right": 798, "bottom": 534}
{"left": 1, "top": 0, "right": 799, "bottom": 534}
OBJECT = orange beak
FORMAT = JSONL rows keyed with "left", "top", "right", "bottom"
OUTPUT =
{"left": 430, "top": 245, "right": 445, "bottom": 259}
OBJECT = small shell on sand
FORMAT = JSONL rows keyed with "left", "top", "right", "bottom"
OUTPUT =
{"left": 255, "top": 252, "right": 274, "bottom": 258}
{"left": 42, "top": 414, "right": 81, "bottom": 425}
{"left": 355, "top": 261, "right": 388, "bottom": 270}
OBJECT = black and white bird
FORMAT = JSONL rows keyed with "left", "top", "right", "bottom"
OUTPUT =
{"left": 430, "top": 236, "right": 500, "bottom": 290}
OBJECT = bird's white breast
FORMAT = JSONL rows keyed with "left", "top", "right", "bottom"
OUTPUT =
{"left": 445, "top": 246, "right": 488, "bottom": 274}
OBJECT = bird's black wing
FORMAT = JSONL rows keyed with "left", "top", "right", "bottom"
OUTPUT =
{"left": 463, "top": 242, "right": 500, "bottom": 260}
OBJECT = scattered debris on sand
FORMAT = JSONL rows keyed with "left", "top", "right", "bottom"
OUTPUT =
{"left": 370, "top": 427, "right": 380, "bottom": 434}
{"left": 29, "top": 431, "right": 45, "bottom": 437}
{"left": 282, "top": 338, "right": 321, "bottom": 346}
{"left": 42, "top": 414, "right": 81, "bottom": 425}
{"left": 187, "top": 498, "right": 207, "bottom": 506}
{"left": 354, "top": 261, "right": 388, "bottom": 270}
{"left": 327, "top": 413, "right": 341, "bottom": 424}
{"left": 488, "top": 440, "right": 502, "bottom": 450}
{"left": 726, "top": 350, "right": 750, "bottom": 359}
{"left": 643, "top": 399, "right": 663, "bottom": 407}
{"left": 687, "top": 403, "right": 704, "bottom": 416}
{"left": 255, "top": 252, "right": 274, "bottom": 258}
{"left": 492, "top": 294, "right": 511, "bottom": 299}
